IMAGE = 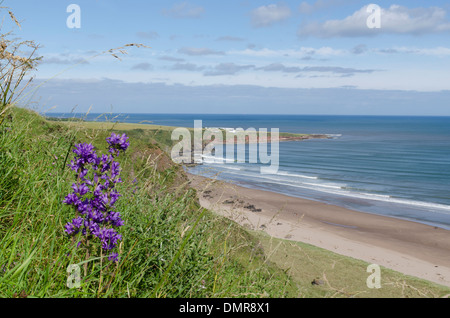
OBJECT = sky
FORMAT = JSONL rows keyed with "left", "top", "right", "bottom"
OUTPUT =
{"left": 4, "top": 0, "right": 450, "bottom": 115}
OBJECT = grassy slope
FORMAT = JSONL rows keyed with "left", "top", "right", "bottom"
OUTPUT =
{"left": 1, "top": 107, "right": 449, "bottom": 298}
{"left": 45, "top": 118, "right": 315, "bottom": 149}
{"left": 0, "top": 107, "right": 295, "bottom": 298}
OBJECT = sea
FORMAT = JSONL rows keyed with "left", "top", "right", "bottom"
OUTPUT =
{"left": 50, "top": 113, "right": 450, "bottom": 230}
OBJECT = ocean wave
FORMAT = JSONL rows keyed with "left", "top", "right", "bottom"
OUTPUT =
{"left": 302, "top": 182, "right": 343, "bottom": 190}
{"left": 267, "top": 179, "right": 450, "bottom": 213}
{"left": 193, "top": 165, "right": 450, "bottom": 214}
{"left": 326, "top": 134, "right": 342, "bottom": 139}
{"left": 276, "top": 171, "right": 318, "bottom": 180}
{"left": 221, "top": 166, "right": 242, "bottom": 171}
{"left": 201, "top": 155, "right": 235, "bottom": 164}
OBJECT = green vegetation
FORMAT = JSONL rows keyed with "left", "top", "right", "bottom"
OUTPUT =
{"left": 0, "top": 8, "right": 41, "bottom": 125}
{"left": 1, "top": 107, "right": 449, "bottom": 298}
{"left": 255, "top": 232, "right": 450, "bottom": 298}
{"left": 0, "top": 6, "right": 448, "bottom": 298}
{"left": 0, "top": 107, "right": 295, "bottom": 297}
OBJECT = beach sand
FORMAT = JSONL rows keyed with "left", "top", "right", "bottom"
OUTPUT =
{"left": 187, "top": 173, "right": 450, "bottom": 288}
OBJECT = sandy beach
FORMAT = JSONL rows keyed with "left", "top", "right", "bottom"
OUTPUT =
{"left": 187, "top": 173, "right": 450, "bottom": 288}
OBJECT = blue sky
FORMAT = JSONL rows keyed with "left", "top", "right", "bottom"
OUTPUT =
{"left": 5, "top": 0, "right": 450, "bottom": 115}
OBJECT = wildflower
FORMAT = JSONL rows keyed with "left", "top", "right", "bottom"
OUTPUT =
{"left": 63, "top": 132, "right": 130, "bottom": 262}
{"left": 106, "top": 211, "right": 124, "bottom": 227}
{"left": 69, "top": 143, "right": 98, "bottom": 171}
{"left": 106, "top": 133, "right": 130, "bottom": 155}
{"left": 64, "top": 216, "right": 83, "bottom": 235}
{"left": 63, "top": 193, "right": 81, "bottom": 206}
{"left": 72, "top": 217, "right": 83, "bottom": 228}
{"left": 71, "top": 183, "right": 89, "bottom": 196}
{"left": 109, "top": 190, "right": 121, "bottom": 206}
{"left": 108, "top": 253, "right": 119, "bottom": 262}
{"left": 64, "top": 223, "right": 76, "bottom": 235}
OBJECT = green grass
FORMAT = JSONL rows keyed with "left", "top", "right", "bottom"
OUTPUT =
{"left": 49, "top": 117, "right": 317, "bottom": 152}
{"left": 1, "top": 107, "right": 449, "bottom": 298}
{"left": 254, "top": 232, "right": 450, "bottom": 298}
{"left": 0, "top": 107, "right": 296, "bottom": 298}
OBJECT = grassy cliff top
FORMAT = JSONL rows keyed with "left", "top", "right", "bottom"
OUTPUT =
{"left": 0, "top": 107, "right": 448, "bottom": 298}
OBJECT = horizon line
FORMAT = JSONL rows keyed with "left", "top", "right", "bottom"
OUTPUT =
{"left": 42, "top": 112, "right": 450, "bottom": 118}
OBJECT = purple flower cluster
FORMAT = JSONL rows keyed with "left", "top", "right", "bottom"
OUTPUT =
{"left": 64, "top": 132, "right": 130, "bottom": 262}
{"left": 107, "top": 133, "right": 130, "bottom": 156}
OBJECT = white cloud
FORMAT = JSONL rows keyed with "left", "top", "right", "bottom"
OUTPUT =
{"left": 162, "top": 2, "right": 204, "bottom": 19}
{"left": 352, "top": 44, "right": 368, "bottom": 55}
{"left": 158, "top": 55, "right": 185, "bottom": 62}
{"left": 251, "top": 3, "right": 292, "bottom": 27}
{"left": 299, "top": 0, "right": 352, "bottom": 15}
{"left": 228, "top": 47, "right": 345, "bottom": 58}
{"left": 376, "top": 46, "right": 450, "bottom": 57}
{"left": 298, "top": 4, "right": 450, "bottom": 38}
{"left": 204, "top": 63, "right": 255, "bottom": 76}
{"left": 229, "top": 45, "right": 450, "bottom": 59}
{"left": 171, "top": 63, "right": 205, "bottom": 71}
{"left": 216, "top": 36, "right": 246, "bottom": 42}
{"left": 131, "top": 62, "right": 153, "bottom": 71}
{"left": 257, "top": 64, "right": 376, "bottom": 75}
{"left": 34, "top": 78, "right": 450, "bottom": 115}
{"left": 178, "top": 47, "right": 225, "bottom": 56}
{"left": 41, "top": 53, "right": 90, "bottom": 65}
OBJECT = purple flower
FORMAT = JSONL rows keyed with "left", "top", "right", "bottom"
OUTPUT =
{"left": 108, "top": 253, "right": 119, "bottom": 262}
{"left": 71, "top": 183, "right": 89, "bottom": 196}
{"left": 110, "top": 161, "right": 121, "bottom": 178}
{"left": 69, "top": 143, "right": 98, "bottom": 171}
{"left": 73, "top": 143, "right": 95, "bottom": 158}
{"left": 64, "top": 222, "right": 76, "bottom": 235}
{"left": 72, "top": 217, "right": 83, "bottom": 228}
{"left": 76, "top": 200, "right": 90, "bottom": 214}
{"left": 64, "top": 135, "right": 130, "bottom": 262}
{"left": 109, "top": 190, "right": 121, "bottom": 206}
{"left": 107, "top": 133, "right": 130, "bottom": 155}
{"left": 106, "top": 211, "right": 125, "bottom": 227}
{"left": 64, "top": 216, "right": 83, "bottom": 235}
{"left": 95, "top": 227, "right": 122, "bottom": 251}
{"left": 78, "top": 169, "right": 89, "bottom": 181}
{"left": 63, "top": 193, "right": 81, "bottom": 206}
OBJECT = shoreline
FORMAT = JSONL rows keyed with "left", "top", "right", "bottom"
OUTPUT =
{"left": 187, "top": 172, "right": 450, "bottom": 288}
